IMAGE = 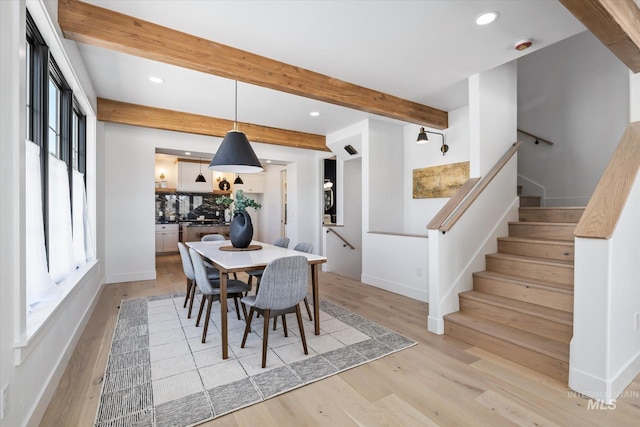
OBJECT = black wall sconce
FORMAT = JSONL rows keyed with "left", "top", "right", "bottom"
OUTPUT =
{"left": 344, "top": 144, "right": 358, "bottom": 155}
{"left": 417, "top": 127, "right": 449, "bottom": 156}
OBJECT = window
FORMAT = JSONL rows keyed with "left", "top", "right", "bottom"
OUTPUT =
{"left": 25, "top": 11, "right": 91, "bottom": 311}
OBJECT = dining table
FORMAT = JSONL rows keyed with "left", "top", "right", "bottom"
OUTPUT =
{"left": 186, "top": 239, "right": 328, "bottom": 359}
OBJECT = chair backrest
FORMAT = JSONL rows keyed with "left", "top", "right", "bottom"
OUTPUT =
{"left": 254, "top": 256, "right": 308, "bottom": 310}
{"left": 189, "top": 248, "right": 216, "bottom": 294}
{"left": 273, "top": 237, "right": 290, "bottom": 248}
{"left": 177, "top": 242, "right": 195, "bottom": 281}
{"left": 201, "top": 234, "right": 225, "bottom": 242}
{"left": 293, "top": 242, "right": 313, "bottom": 254}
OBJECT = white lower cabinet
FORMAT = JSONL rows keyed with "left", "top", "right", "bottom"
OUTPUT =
{"left": 155, "top": 224, "right": 179, "bottom": 253}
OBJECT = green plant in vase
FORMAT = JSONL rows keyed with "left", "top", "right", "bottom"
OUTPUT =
{"left": 216, "top": 190, "right": 261, "bottom": 248}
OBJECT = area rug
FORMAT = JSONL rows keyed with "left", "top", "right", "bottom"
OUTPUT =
{"left": 94, "top": 292, "right": 416, "bottom": 427}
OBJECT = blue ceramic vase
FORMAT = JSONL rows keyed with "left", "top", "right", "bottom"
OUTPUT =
{"left": 230, "top": 210, "right": 253, "bottom": 248}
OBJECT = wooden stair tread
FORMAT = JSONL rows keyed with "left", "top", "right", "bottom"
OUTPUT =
{"left": 445, "top": 312, "right": 569, "bottom": 362}
{"left": 508, "top": 221, "right": 578, "bottom": 227}
{"left": 486, "top": 252, "right": 573, "bottom": 267}
{"left": 497, "top": 236, "right": 575, "bottom": 246}
{"left": 519, "top": 206, "right": 585, "bottom": 210}
{"left": 460, "top": 290, "right": 573, "bottom": 326}
{"left": 473, "top": 270, "right": 574, "bottom": 294}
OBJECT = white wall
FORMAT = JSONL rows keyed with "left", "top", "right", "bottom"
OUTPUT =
{"left": 469, "top": 61, "right": 518, "bottom": 177}
{"left": 260, "top": 164, "right": 286, "bottom": 245}
{"left": 631, "top": 71, "right": 640, "bottom": 122}
{"left": 403, "top": 106, "right": 470, "bottom": 235}
{"left": 367, "top": 120, "right": 404, "bottom": 233}
{"left": 570, "top": 170, "right": 640, "bottom": 403}
{"left": 102, "top": 123, "right": 322, "bottom": 283}
{"left": 518, "top": 31, "right": 629, "bottom": 206}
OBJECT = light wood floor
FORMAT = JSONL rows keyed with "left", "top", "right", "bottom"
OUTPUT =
{"left": 41, "top": 254, "right": 640, "bottom": 426}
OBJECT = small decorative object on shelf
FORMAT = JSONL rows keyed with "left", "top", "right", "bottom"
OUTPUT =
{"left": 216, "top": 190, "right": 261, "bottom": 248}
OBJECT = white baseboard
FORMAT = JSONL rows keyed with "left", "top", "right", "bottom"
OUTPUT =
{"left": 569, "top": 350, "right": 640, "bottom": 404}
{"left": 428, "top": 315, "right": 444, "bottom": 334}
{"left": 360, "top": 274, "right": 428, "bottom": 302}
{"left": 106, "top": 270, "right": 156, "bottom": 284}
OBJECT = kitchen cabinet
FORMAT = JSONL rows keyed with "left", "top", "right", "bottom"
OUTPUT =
{"left": 182, "top": 224, "right": 230, "bottom": 242}
{"left": 234, "top": 173, "right": 265, "bottom": 193}
{"left": 156, "top": 224, "right": 179, "bottom": 253}
{"left": 177, "top": 161, "right": 212, "bottom": 193}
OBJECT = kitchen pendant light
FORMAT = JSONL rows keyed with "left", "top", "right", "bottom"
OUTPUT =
{"left": 195, "top": 158, "right": 207, "bottom": 182}
{"left": 209, "top": 81, "right": 263, "bottom": 173}
{"left": 233, "top": 174, "right": 244, "bottom": 185}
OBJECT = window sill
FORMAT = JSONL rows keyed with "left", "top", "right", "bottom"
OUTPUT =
{"left": 14, "top": 260, "right": 101, "bottom": 366}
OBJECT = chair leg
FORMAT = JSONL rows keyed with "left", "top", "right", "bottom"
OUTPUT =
{"left": 184, "top": 278, "right": 191, "bottom": 308}
{"left": 241, "top": 301, "right": 248, "bottom": 321}
{"left": 282, "top": 314, "right": 288, "bottom": 337}
{"left": 196, "top": 295, "right": 206, "bottom": 327}
{"left": 262, "top": 309, "right": 270, "bottom": 368}
{"left": 188, "top": 281, "right": 197, "bottom": 318}
{"left": 295, "top": 305, "right": 308, "bottom": 355}
{"left": 273, "top": 315, "right": 277, "bottom": 330}
{"left": 202, "top": 295, "right": 214, "bottom": 343}
{"left": 233, "top": 296, "right": 241, "bottom": 320}
{"left": 241, "top": 308, "right": 255, "bottom": 348}
{"left": 303, "top": 297, "right": 313, "bottom": 321}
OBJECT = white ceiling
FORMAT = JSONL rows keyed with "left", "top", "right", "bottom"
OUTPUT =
{"left": 75, "top": 0, "right": 585, "bottom": 137}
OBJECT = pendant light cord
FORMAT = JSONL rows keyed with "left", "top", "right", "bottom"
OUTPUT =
{"left": 234, "top": 80, "right": 238, "bottom": 131}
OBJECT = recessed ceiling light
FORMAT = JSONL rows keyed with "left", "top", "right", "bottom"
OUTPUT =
{"left": 149, "top": 76, "right": 164, "bottom": 83}
{"left": 184, "top": 152, "right": 191, "bottom": 155}
{"left": 475, "top": 11, "right": 499, "bottom": 26}
{"left": 265, "top": 160, "right": 272, "bottom": 163}
{"left": 310, "top": 111, "right": 320, "bottom": 117}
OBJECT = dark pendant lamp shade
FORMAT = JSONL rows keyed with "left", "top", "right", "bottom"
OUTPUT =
{"left": 233, "top": 174, "right": 244, "bottom": 185}
{"left": 417, "top": 127, "right": 429, "bottom": 143}
{"left": 195, "top": 157, "right": 207, "bottom": 182}
{"left": 209, "top": 130, "right": 263, "bottom": 173}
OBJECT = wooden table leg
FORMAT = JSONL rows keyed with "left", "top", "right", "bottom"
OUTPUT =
{"left": 220, "top": 271, "right": 228, "bottom": 359}
{"left": 311, "top": 264, "right": 320, "bottom": 335}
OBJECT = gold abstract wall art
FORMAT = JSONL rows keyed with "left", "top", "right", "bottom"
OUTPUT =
{"left": 413, "top": 161, "right": 470, "bottom": 198}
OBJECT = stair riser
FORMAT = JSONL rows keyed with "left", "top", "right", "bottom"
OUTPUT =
{"left": 473, "top": 275, "right": 573, "bottom": 312}
{"left": 519, "top": 209, "right": 584, "bottom": 223}
{"left": 445, "top": 320, "right": 568, "bottom": 382}
{"left": 498, "top": 240, "right": 574, "bottom": 262}
{"left": 486, "top": 257, "right": 574, "bottom": 285}
{"left": 519, "top": 197, "right": 541, "bottom": 207}
{"left": 459, "top": 298, "right": 572, "bottom": 344}
{"left": 509, "top": 223, "right": 576, "bottom": 240}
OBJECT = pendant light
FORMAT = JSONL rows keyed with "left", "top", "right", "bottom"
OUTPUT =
{"left": 233, "top": 174, "right": 244, "bottom": 185}
{"left": 209, "top": 81, "right": 263, "bottom": 173}
{"left": 195, "top": 157, "right": 207, "bottom": 182}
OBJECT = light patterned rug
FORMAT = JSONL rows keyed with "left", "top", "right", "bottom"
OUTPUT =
{"left": 94, "top": 292, "right": 416, "bottom": 427}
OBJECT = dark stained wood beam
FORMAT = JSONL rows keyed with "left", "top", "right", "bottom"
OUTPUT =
{"left": 560, "top": 0, "right": 640, "bottom": 73}
{"left": 59, "top": 0, "right": 448, "bottom": 129}
{"left": 97, "top": 98, "right": 329, "bottom": 152}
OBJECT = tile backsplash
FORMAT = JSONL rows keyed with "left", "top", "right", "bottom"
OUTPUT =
{"left": 156, "top": 192, "right": 228, "bottom": 221}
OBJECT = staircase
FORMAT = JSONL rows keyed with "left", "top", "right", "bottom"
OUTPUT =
{"left": 444, "top": 196, "right": 584, "bottom": 382}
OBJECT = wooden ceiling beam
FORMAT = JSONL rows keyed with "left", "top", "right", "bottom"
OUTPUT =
{"left": 560, "top": 0, "right": 640, "bottom": 73}
{"left": 97, "top": 98, "right": 329, "bottom": 152}
{"left": 59, "top": 0, "right": 448, "bottom": 129}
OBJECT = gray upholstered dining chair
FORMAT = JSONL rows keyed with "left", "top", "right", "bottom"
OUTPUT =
{"left": 272, "top": 242, "right": 314, "bottom": 330}
{"left": 240, "top": 255, "right": 309, "bottom": 368}
{"left": 189, "top": 248, "right": 251, "bottom": 343}
{"left": 201, "top": 234, "right": 225, "bottom": 242}
{"left": 247, "top": 236, "right": 290, "bottom": 293}
{"left": 178, "top": 242, "right": 221, "bottom": 318}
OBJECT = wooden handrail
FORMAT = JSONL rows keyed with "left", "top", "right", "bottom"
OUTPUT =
{"left": 575, "top": 122, "right": 640, "bottom": 239}
{"left": 326, "top": 228, "right": 355, "bottom": 249}
{"left": 517, "top": 128, "right": 555, "bottom": 145}
{"left": 434, "top": 141, "right": 523, "bottom": 232}
{"left": 427, "top": 178, "right": 480, "bottom": 230}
